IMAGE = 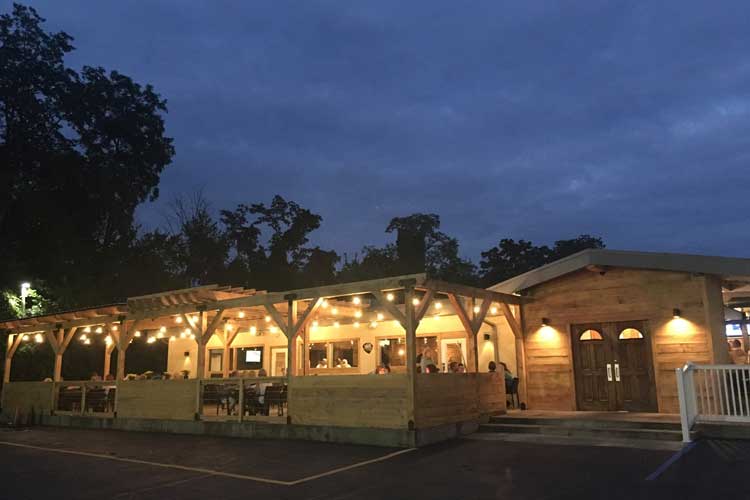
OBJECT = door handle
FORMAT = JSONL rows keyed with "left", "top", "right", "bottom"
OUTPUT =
{"left": 606, "top": 363, "right": 613, "bottom": 382}
{"left": 614, "top": 363, "right": 621, "bottom": 382}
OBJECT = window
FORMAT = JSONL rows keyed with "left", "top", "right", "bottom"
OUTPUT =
{"left": 236, "top": 347, "right": 263, "bottom": 370}
{"left": 332, "top": 339, "right": 358, "bottom": 368}
{"left": 208, "top": 350, "right": 223, "bottom": 373}
{"left": 380, "top": 338, "right": 406, "bottom": 366}
{"left": 619, "top": 328, "right": 644, "bottom": 340}
{"left": 579, "top": 329, "right": 603, "bottom": 341}
{"left": 309, "top": 343, "right": 328, "bottom": 368}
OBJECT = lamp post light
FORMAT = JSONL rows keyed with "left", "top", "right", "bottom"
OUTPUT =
{"left": 20, "top": 282, "right": 31, "bottom": 317}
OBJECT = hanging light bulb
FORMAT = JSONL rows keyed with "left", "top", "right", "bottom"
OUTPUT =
{"left": 250, "top": 326, "right": 257, "bottom": 335}
{"left": 180, "top": 331, "right": 187, "bottom": 339}
{"left": 175, "top": 316, "right": 183, "bottom": 324}
{"left": 331, "top": 307, "right": 338, "bottom": 315}
{"left": 370, "top": 321, "right": 378, "bottom": 328}
{"left": 34, "top": 333, "right": 43, "bottom": 343}
{"left": 147, "top": 336, "right": 156, "bottom": 344}
{"left": 159, "top": 326, "right": 167, "bottom": 334}
{"left": 490, "top": 305, "right": 498, "bottom": 315}
{"left": 111, "top": 324, "right": 118, "bottom": 331}
{"left": 353, "top": 321, "right": 360, "bottom": 328}
{"left": 354, "top": 310, "right": 362, "bottom": 319}
{"left": 473, "top": 305, "right": 481, "bottom": 314}
{"left": 412, "top": 298, "right": 420, "bottom": 306}
{"left": 434, "top": 302, "right": 442, "bottom": 310}
{"left": 104, "top": 336, "right": 112, "bottom": 345}
{"left": 134, "top": 330, "right": 142, "bottom": 338}
{"left": 321, "top": 299, "right": 329, "bottom": 309}
{"left": 312, "top": 320, "right": 319, "bottom": 328}
{"left": 352, "top": 296, "right": 361, "bottom": 305}
{"left": 169, "top": 336, "right": 176, "bottom": 342}
{"left": 189, "top": 333, "right": 196, "bottom": 340}
{"left": 333, "top": 321, "right": 340, "bottom": 328}
{"left": 79, "top": 334, "right": 87, "bottom": 341}
{"left": 386, "top": 292, "right": 395, "bottom": 302}
{"left": 84, "top": 338, "right": 91, "bottom": 345}
{"left": 95, "top": 326, "right": 103, "bottom": 334}
{"left": 156, "top": 331, "right": 164, "bottom": 339}
{"left": 376, "top": 312, "right": 384, "bottom": 321}
{"left": 191, "top": 315, "right": 199, "bottom": 324}
{"left": 269, "top": 326, "right": 278, "bottom": 334}
{"left": 264, "top": 315, "right": 272, "bottom": 323}
{"left": 224, "top": 322, "right": 232, "bottom": 331}
{"left": 84, "top": 326, "right": 91, "bottom": 333}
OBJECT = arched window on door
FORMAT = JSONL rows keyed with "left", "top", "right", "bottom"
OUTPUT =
{"left": 579, "top": 329, "right": 603, "bottom": 341}
{"left": 619, "top": 328, "right": 644, "bottom": 340}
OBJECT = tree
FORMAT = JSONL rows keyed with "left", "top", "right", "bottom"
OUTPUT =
{"left": 479, "top": 234, "right": 605, "bottom": 287}
{"left": 0, "top": 3, "right": 174, "bottom": 308}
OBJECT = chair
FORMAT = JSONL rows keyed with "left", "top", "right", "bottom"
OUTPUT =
{"left": 507, "top": 378, "right": 519, "bottom": 409}
{"left": 264, "top": 385, "right": 283, "bottom": 416}
{"left": 243, "top": 386, "right": 261, "bottom": 416}
{"left": 85, "top": 388, "right": 107, "bottom": 413}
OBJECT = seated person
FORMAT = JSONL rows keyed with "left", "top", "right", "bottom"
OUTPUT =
{"left": 90, "top": 372, "right": 102, "bottom": 381}
{"left": 338, "top": 358, "right": 352, "bottom": 368}
{"left": 456, "top": 363, "right": 466, "bottom": 373}
{"left": 729, "top": 339, "right": 748, "bottom": 364}
{"left": 316, "top": 358, "right": 328, "bottom": 369}
{"left": 375, "top": 364, "right": 391, "bottom": 375}
{"left": 425, "top": 363, "right": 439, "bottom": 373}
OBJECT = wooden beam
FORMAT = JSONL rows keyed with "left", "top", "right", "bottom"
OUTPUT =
{"left": 370, "top": 290, "right": 407, "bottom": 327}
{"left": 202, "top": 309, "right": 227, "bottom": 343}
{"left": 287, "top": 299, "right": 298, "bottom": 379}
{"left": 293, "top": 297, "right": 323, "bottom": 338}
{"left": 471, "top": 294, "right": 493, "bottom": 334}
{"left": 500, "top": 303, "right": 522, "bottom": 339}
{"left": 447, "top": 293, "right": 474, "bottom": 337}
{"left": 404, "top": 284, "right": 417, "bottom": 426}
{"left": 422, "top": 279, "right": 524, "bottom": 305}
{"left": 414, "top": 288, "right": 435, "bottom": 323}
{"left": 43, "top": 329, "right": 61, "bottom": 355}
{"left": 264, "top": 303, "right": 288, "bottom": 337}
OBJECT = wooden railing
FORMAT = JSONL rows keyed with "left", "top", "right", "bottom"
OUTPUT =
{"left": 54, "top": 381, "right": 116, "bottom": 416}
{"left": 676, "top": 363, "right": 750, "bottom": 442}
{"left": 199, "top": 377, "right": 286, "bottom": 421}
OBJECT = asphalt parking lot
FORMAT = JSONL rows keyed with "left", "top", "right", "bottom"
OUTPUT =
{"left": 0, "top": 427, "right": 747, "bottom": 500}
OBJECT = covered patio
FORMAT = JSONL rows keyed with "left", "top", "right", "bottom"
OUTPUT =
{"left": 1, "top": 274, "right": 518, "bottom": 446}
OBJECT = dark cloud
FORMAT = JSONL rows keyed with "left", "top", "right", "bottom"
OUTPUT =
{"left": 22, "top": 0, "right": 750, "bottom": 259}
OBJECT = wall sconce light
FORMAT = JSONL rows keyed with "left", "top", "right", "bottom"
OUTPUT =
{"left": 672, "top": 308, "right": 681, "bottom": 319}
{"left": 483, "top": 333, "right": 491, "bottom": 341}
{"left": 541, "top": 317, "right": 550, "bottom": 327}
{"left": 184, "top": 351, "right": 190, "bottom": 357}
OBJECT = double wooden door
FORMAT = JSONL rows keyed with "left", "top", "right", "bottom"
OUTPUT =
{"left": 571, "top": 321, "right": 657, "bottom": 412}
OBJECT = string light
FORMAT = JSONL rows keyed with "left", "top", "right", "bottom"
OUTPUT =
{"left": 321, "top": 299, "right": 329, "bottom": 308}
{"left": 169, "top": 336, "right": 176, "bottom": 342}
{"left": 191, "top": 315, "right": 199, "bottom": 324}
{"left": 333, "top": 321, "right": 340, "bottom": 328}
{"left": 490, "top": 306, "right": 498, "bottom": 315}
{"left": 224, "top": 322, "right": 233, "bottom": 331}
{"left": 175, "top": 316, "right": 183, "bottom": 324}
{"left": 156, "top": 331, "right": 164, "bottom": 339}
{"left": 84, "top": 338, "right": 91, "bottom": 345}
{"left": 180, "top": 331, "right": 187, "bottom": 339}
{"left": 189, "top": 333, "right": 196, "bottom": 340}
{"left": 434, "top": 302, "right": 442, "bottom": 309}
{"left": 147, "top": 337, "right": 156, "bottom": 344}
{"left": 269, "top": 326, "right": 278, "bottom": 334}
{"left": 412, "top": 298, "right": 420, "bottom": 306}
{"left": 353, "top": 321, "right": 360, "bottom": 328}
{"left": 95, "top": 326, "right": 103, "bottom": 334}
{"left": 370, "top": 321, "right": 378, "bottom": 328}
{"left": 433, "top": 314, "right": 440, "bottom": 321}
{"left": 79, "top": 334, "right": 87, "bottom": 341}
{"left": 393, "top": 320, "right": 400, "bottom": 327}
{"left": 104, "top": 336, "right": 112, "bottom": 346}
{"left": 159, "top": 326, "right": 167, "bottom": 334}
{"left": 84, "top": 326, "right": 91, "bottom": 333}
{"left": 264, "top": 315, "right": 272, "bottom": 323}
{"left": 250, "top": 326, "right": 257, "bottom": 335}
{"left": 352, "top": 296, "right": 361, "bottom": 305}
{"left": 386, "top": 292, "right": 395, "bottom": 302}
{"left": 18, "top": 334, "right": 26, "bottom": 342}
{"left": 34, "top": 333, "right": 43, "bottom": 343}
{"left": 331, "top": 307, "right": 338, "bottom": 315}
{"left": 376, "top": 313, "right": 384, "bottom": 321}
{"left": 238, "top": 311, "right": 245, "bottom": 319}
{"left": 354, "top": 310, "right": 362, "bottom": 318}
{"left": 111, "top": 325, "right": 118, "bottom": 331}
{"left": 312, "top": 320, "right": 319, "bottom": 328}
{"left": 134, "top": 330, "right": 141, "bottom": 338}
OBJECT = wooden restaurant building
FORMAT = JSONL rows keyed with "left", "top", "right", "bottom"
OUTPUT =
{"left": 2, "top": 249, "right": 749, "bottom": 445}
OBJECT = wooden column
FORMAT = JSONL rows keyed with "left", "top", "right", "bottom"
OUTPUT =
{"left": 404, "top": 284, "right": 417, "bottom": 428}
{"left": 742, "top": 323, "right": 750, "bottom": 353}
{"left": 287, "top": 299, "right": 298, "bottom": 378}
{"left": 3, "top": 334, "right": 24, "bottom": 383}
{"left": 114, "top": 320, "right": 142, "bottom": 381}
{"left": 195, "top": 311, "right": 208, "bottom": 380}
{"left": 103, "top": 343, "right": 115, "bottom": 377}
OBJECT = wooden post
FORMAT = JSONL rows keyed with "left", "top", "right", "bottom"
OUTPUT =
{"left": 287, "top": 299, "right": 298, "bottom": 378}
{"left": 196, "top": 310, "right": 208, "bottom": 380}
{"left": 742, "top": 323, "right": 750, "bottom": 354}
{"left": 404, "top": 284, "right": 417, "bottom": 428}
{"left": 103, "top": 343, "right": 115, "bottom": 377}
{"left": 222, "top": 333, "right": 231, "bottom": 379}
{"left": 3, "top": 334, "right": 24, "bottom": 384}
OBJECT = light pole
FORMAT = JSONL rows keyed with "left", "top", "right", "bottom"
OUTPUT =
{"left": 20, "top": 282, "right": 31, "bottom": 317}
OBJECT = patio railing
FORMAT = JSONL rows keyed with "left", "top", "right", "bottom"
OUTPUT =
{"left": 54, "top": 381, "right": 116, "bottom": 416}
{"left": 199, "top": 377, "right": 287, "bottom": 421}
{"left": 676, "top": 363, "right": 750, "bottom": 442}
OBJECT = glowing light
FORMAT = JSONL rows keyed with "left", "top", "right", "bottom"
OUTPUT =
{"left": 84, "top": 326, "right": 91, "bottom": 333}
{"left": 412, "top": 298, "right": 420, "bottom": 306}
{"left": 191, "top": 315, "right": 199, "bottom": 323}
{"left": 370, "top": 321, "right": 378, "bottom": 328}
{"left": 352, "top": 296, "right": 361, "bottom": 305}
{"left": 321, "top": 299, "right": 329, "bottom": 308}
{"left": 250, "top": 326, "right": 257, "bottom": 335}
{"left": 34, "top": 333, "right": 43, "bottom": 343}
{"left": 393, "top": 320, "right": 400, "bottom": 327}
{"left": 473, "top": 306, "right": 480, "bottom": 314}
{"left": 79, "top": 334, "right": 87, "bottom": 341}
{"left": 189, "top": 333, "right": 196, "bottom": 340}
{"left": 434, "top": 301, "right": 442, "bottom": 310}
{"left": 398, "top": 348, "right": 405, "bottom": 356}
{"left": 175, "top": 316, "right": 183, "bottom": 324}
{"left": 433, "top": 314, "right": 440, "bottom": 321}
{"left": 269, "top": 326, "right": 278, "bottom": 334}
{"left": 84, "top": 338, "right": 91, "bottom": 345}
{"left": 490, "top": 306, "right": 498, "bottom": 315}
{"left": 156, "top": 331, "right": 164, "bottom": 339}
{"left": 224, "top": 322, "right": 232, "bottom": 331}
{"left": 238, "top": 311, "right": 245, "bottom": 319}
{"left": 353, "top": 321, "right": 360, "bottom": 328}
{"left": 104, "top": 336, "right": 112, "bottom": 345}
{"left": 169, "top": 336, "right": 176, "bottom": 342}
{"left": 111, "top": 325, "right": 118, "bottom": 331}
{"left": 95, "top": 326, "right": 103, "bottom": 334}
{"left": 539, "top": 326, "right": 556, "bottom": 342}
{"left": 376, "top": 313, "right": 384, "bottom": 321}
{"left": 331, "top": 307, "right": 338, "bottom": 315}
{"left": 333, "top": 321, "right": 340, "bottom": 328}
{"left": 386, "top": 293, "right": 395, "bottom": 302}
{"left": 264, "top": 315, "right": 272, "bottom": 323}
{"left": 312, "top": 320, "right": 319, "bottom": 328}
{"left": 147, "top": 337, "right": 156, "bottom": 344}
{"left": 354, "top": 310, "right": 362, "bottom": 318}
{"left": 134, "top": 330, "right": 141, "bottom": 338}
{"left": 180, "top": 331, "right": 187, "bottom": 339}
{"left": 159, "top": 326, "right": 167, "bottom": 334}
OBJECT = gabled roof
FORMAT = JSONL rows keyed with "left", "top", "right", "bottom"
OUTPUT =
{"left": 490, "top": 249, "right": 750, "bottom": 294}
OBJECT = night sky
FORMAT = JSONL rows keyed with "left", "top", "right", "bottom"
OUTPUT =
{"left": 18, "top": 1, "right": 750, "bottom": 260}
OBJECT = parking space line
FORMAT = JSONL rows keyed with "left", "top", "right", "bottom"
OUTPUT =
{"left": 0, "top": 440, "right": 416, "bottom": 487}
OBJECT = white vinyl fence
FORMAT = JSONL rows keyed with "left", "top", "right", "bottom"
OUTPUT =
{"left": 676, "top": 363, "right": 750, "bottom": 442}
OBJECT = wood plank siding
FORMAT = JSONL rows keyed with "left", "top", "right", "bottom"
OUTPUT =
{"left": 521, "top": 268, "right": 726, "bottom": 413}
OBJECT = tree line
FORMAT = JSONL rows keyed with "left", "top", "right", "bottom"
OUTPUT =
{"left": 0, "top": 4, "right": 604, "bottom": 320}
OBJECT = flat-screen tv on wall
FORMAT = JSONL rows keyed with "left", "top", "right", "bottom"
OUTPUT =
{"left": 237, "top": 347, "right": 263, "bottom": 370}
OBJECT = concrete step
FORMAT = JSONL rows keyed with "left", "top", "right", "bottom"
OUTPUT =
{"left": 488, "top": 416, "right": 681, "bottom": 431}
{"left": 479, "top": 422, "right": 684, "bottom": 442}
{"left": 466, "top": 431, "right": 684, "bottom": 451}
